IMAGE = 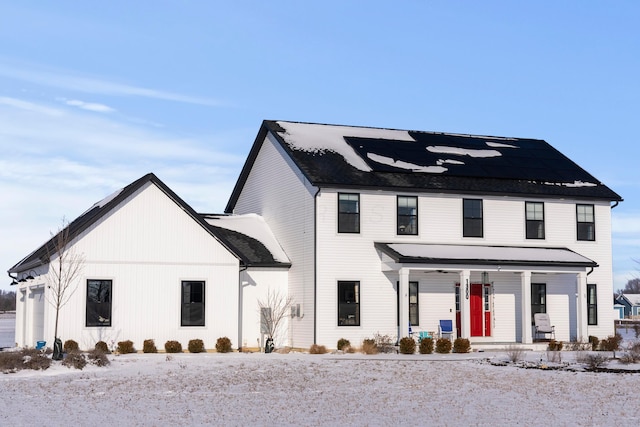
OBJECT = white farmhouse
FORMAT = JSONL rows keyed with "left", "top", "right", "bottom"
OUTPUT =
{"left": 9, "top": 120, "right": 622, "bottom": 351}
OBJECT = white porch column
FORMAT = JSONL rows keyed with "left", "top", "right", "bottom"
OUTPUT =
{"left": 399, "top": 268, "right": 410, "bottom": 339}
{"left": 459, "top": 270, "right": 471, "bottom": 339}
{"left": 521, "top": 271, "right": 532, "bottom": 344}
{"left": 576, "top": 272, "right": 588, "bottom": 342}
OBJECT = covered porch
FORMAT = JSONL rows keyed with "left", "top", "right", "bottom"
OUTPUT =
{"left": 376, "top": 243, "right": 598, "bottom": 345}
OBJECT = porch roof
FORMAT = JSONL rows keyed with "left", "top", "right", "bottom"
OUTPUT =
{"left": 374, "top": 243, "right": 597, "bottom": 268}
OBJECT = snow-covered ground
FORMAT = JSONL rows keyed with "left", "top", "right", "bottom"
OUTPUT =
{"left": 1, "top": 348, "right": 639, "bottom": 426}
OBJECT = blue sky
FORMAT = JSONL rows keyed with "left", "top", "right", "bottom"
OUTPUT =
{"left": 1, "top": 1, "right": 638, "bottom": 291}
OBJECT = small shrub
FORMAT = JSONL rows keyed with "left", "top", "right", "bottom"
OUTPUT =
{"left": 566, "top": 340, "right": 590, "bottom": 352}
{"left": 634, "top": 324, "right": 640, "bottom": 339}
{"left": 599, "top": 334, "right": 623, "bottom": 353}
{"left": 188, "top": 339, "right": 205, "bottom": 353}
{"left": 62, "top": 350, "right": 87, "bottom": 370}
{"left": 165, "top": 340, "right": 183, "bottom": 353}
{"left": 87, "top": 349, "right": 110, "bottom": 367}
{"left": 63, "top": 339, "right": 79, "bottom": 353}
{"left": 505, "top": 345, "right": 525, "bottom": 363}
{"left": 0, "top": 348, "right": 52, "bottom": 372}
{"left": 435, "top": 338, "right": 452, "bottom": 354}
{"left": 117, "top": 340, "right": 136, "bottom": 354}
{"left": 419, "top": 337, "right": 434, "bottom": 354}
{"left": 453, "top": 338, "right": 471, "bottom": 353}
{"left": 373, "top": 333, "right": 395, "bottom": 354}
{"left": 361, "top": 338, "right": 378, "bottom": 355}
{"left": 143, "top": 339, "right": 158, "bottom": 353}
{"left": 309, "top": 344, "right": 328, "bottom": 354}
{"left": 215, "top": 337, "right": 232, "bottom": 353}
{"left": 399, "top": 337, "right": 416, "bottom": 354}
{"left": 588, "top": 335, "right": 599, "bottom": 351}
{"left": 337, "top": 338, "right": 351, "bottom": 351}
{"left": 95, "top": 341, "right": 110, "bottom": 353}
{"left": 582, "top": 353, "right": 609, "bottom": 370}
{"left": 548, "top": 340, "right": 563, "bottom": 351}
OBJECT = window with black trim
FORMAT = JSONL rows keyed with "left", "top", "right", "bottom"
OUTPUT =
{"left": 525, "top": 202, "right": 545, "bottom": 239}
{"left": 181, "top": 281, "right": 205, "bottom": 326}
{"left": 338, "top": 281, "right": 360, "bottom": 326}
{"left": 577, "top": 204, "right": 595, "bottom": 241}
{"left": 397, "top": 196, "right": 418, "bottom": 235}
{"left": 338, "top": 193, "right": 360, "bottom": 233}
{"left": 587, "top": 283, "right": 598, "bottom": 325}
{"left": 396, "top": 281, "right": 419, "bottom": 327}
{"left": 531, "top": 283, "right": 546, "bottom": 324}
{"left": 86, "top": 279, "right": 112, "bottom": 327}
{"left": 463, "top": 199, "right": 483, "bottom": 237}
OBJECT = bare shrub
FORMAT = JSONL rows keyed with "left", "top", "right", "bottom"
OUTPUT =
{"left": 21, "top": 348, "right": 51, "bottom": 370}
{"left": 582, "top": 353, "right": 609, "bottom": 370}
{"left": 309, "top": 344, "right": 327, "bottom": 354}
{"left": 453, "top": 338, "right": 471, "bottom": 353}
{"left": 117, "top": 340, "right": 136, "bottom": 354}
{"left": 62, "top": 350, "right": 87, "bottom": 370}
{"left": 215, "top": 337, "right": 232, "bottom": 353}
{"left": 143, "top": 339, "right": 158, "bottom": 353}
{"left": 619, "top": 342, "right": 640, "bottom": 364}
{"left": 600, "top": 334, "right": 623, "bottom": 357}
{"left": 398, "top": 337, "right": 416, "bottom": 354}
{"left": 94, "top": 341, "right": 110, "bottom": 353}
{"left": 547, "top": 350, "right": 562, "bottom": 363}
{"left": 588, "top": 335, "right": 599, "bottom": 351}
{"left": 165, "top": 340, "right": 183, "bottom": 353}
{"left": 435, "top": 338, "right": 452, "bottom": 354}
{"left": 419, "top": 337, "right": 434, "bottom": 354}
{"left": 188, "top": 339, "right": 205, "bottom": 353}
{"left": 373, "top": 333, "right": 395, "bottom": 354}
{"left": 505, "top": 345, "right": 525, "bottom": 363}
{"left": 566, "top": 340, "right": 590, "bottom": 352}
{"left": 87, "top": 349, "right": 110, "bottom": 367}
{"left": 337, "top": 338, "right": 351, "bottom": 351}
{"left": 63, "top": 339, "right": 79, "bottom": 353}
{"left": 361, "top": 339, "right": 378, "bottom": 355}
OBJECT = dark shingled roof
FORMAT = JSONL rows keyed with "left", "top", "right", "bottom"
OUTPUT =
{"left": 226, "top": 120, "right": 622, "bottom": 212}
{"left": 9, "top": 173, "right": 288, "bottom": 274}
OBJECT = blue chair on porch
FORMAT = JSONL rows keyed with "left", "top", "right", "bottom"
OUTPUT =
{"left": 439, "top": 320, "right": 454, "bottom": 340}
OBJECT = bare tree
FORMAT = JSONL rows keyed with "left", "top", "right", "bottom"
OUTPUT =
{"left": 257, "top": 287, "right": 293, "bottom": 344}
{"left": 45, "top": 218, "right": 85, "bottom": 341}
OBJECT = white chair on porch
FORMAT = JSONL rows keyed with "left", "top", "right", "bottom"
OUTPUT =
{"left": 533, "top": 313, "right": 555, "bottom": 341}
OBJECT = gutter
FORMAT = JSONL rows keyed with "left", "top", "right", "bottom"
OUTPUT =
{"left": 313, "top": 187, "right": 320, "bottom": 345}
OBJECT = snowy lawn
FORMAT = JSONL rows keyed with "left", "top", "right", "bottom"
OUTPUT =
{"left": 1, "top": 349, "right": 639, "bottom": 426}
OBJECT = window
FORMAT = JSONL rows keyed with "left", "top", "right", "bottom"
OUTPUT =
{"left": 577, "top": 204, "right": 595, "bottom": 241}
{"left": 396, "top": 281, "right": 419, "bottom": 327}
{"left": 463, "top": 199, "right": 483, "bottom": 237}
{"left": 397, "top": 196, "right": 418, "bottom": 235}
{"left": 531, "top": 283, "right": 546, "bottom": 324}
{"left": 338, "top": 281, "right": 360, "bottom": 326}
{"left": 338, "top": 193, "right": 360, "bottom": 233}
{"left": 525, "top": 202, "right": 545, "bottom": 239}
{"left": 86, "top": 279, "right": 112, "bottom": 327}
{"left": 587, "top": 284, "right": 598, "bottom": 325}
{"left": 181, "top": 281, "right": 205, "bottom": 326}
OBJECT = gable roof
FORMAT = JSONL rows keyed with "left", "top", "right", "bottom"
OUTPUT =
{"left": 616, "top": 294, "right": 640, "bottom": 306}
{"left": 9, "top": 173, "right": 288, "bottom": 274}
{"left": 226, "top": 120, "right": 622, "bottom": 212}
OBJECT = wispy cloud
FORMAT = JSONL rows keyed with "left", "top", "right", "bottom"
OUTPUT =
{"left": 0, "top": 58, "right": 222, "bottom": 106}
{"left": 61, "top": 98, "right": 115, "bottom": 113}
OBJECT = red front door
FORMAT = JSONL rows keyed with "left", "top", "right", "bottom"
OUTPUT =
{"left": 470, "top": 284, "right": 484, "bottom": 336}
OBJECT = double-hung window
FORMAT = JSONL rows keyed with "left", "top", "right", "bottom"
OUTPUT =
{"left": 338, "top": 193, "right": 360, "bottom": 233}
{"left": 531, "top": 283, "right": 546, "bottom": 324}
{"left": 181, "top": 281, "right": 205, "bottom": 326}
{"left": 396, "top": 281, "right": 419, "bottom": 327}
{"left": 577, "top": 204, "right": 595, "bottom": 241}
{"left": 587, "top": 284, "right": 598, "bottom": 325}
{"left": 397, "top": 196, "right": 418, "bottom": 235}
{"left": 525, "top": 202, "right": 545, "bottom": 239}
{"left": 86, "top": 279, "right": 112, "bottom": 327}
{"left": 338, "top": 281, "right": 360, "bottom": 326}
{"left": 463, "top": 199, "right": 483, "bottom": 237}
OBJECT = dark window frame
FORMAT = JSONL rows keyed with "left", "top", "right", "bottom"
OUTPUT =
{"left": 396, "top": 281, "right": 419, "bottom": 327}
{"left": 525, "top": 201, "right": 545, "bottom": 239}
{"left": 463, "top": 199, "right": 483, "bottom": 238}
{"left": 338, "top": 281, "right": 360, "bottom": 326}
{"left": 86, "top": 279, "right": 112, "bottom": 327}
{"left": 587, "top": 283, "right": 598, "bottom": 325}
{"left": 338, "top": 193, "right": 360, "bottom": 233}
{"left": 577, "top": 204, "right": 595, "bottom": 241}
{"left": 181, "top": 280, "right": 205, "bottom": 327}
{"left": 531, "top": 283, "right": 546, "bottom": 324}
{"left": 397, "top": 195, "right": 418, "bottom": 235}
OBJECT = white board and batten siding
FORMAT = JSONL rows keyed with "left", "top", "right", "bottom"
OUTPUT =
{"left": 33, "top": 182, "right": 241, "bottom": 351}
{"left": 232, "top": 133, "right": 317, "bottom": 348}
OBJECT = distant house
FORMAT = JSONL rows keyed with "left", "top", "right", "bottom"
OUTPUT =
{"left": 615, "top": 294, "right": 640, "bottom": 318}
{"left": 9, "top": 174, "right": 289, "bottom": 350}
{"left": 10, "top": 120, "right": 622, "bottom": 350}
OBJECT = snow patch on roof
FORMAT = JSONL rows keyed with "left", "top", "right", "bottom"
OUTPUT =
{"left": 203, "top": 213, "right": 289, "bottom": 264}
{"left": 485, "top": 141, "right": 518, "bottom": 149}
{"left": 437, "top": 159, "right": 465, "bottom": 166}
{"left": 367, "top": 153, "right": 448, "bottom": 173}
{"left": 275, "top": 121, "right": 415, "bottom": 172}
{"left": 426, "top": 145, "right": 502, "bottom": 158}
{"left": 81, "top": 188, "right": 124, "bottom": 214}
{"left": 543, "top": 180, "right": 598, "bottom": 188}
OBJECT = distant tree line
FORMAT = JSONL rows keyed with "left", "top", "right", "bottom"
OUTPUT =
{"left": 0, "top": 290, "right": 16, "bottom": 311}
